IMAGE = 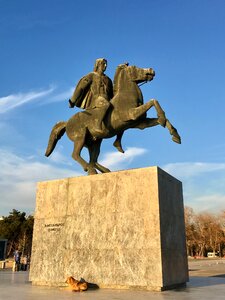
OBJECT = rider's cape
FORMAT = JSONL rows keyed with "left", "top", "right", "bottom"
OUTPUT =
{"left": 70, "top": 74, "right": 92, "bottom": 109}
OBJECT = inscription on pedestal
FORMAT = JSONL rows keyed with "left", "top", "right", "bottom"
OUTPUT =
{"left": 44, "top": 223, "right": 64, "bottom": 232}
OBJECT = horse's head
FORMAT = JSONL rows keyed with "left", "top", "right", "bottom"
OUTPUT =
{"left": 113, "top": 63, "right": 155, "bottom": 93}
{"left": 126, "top": 65, "right": 155, "bottom": 84}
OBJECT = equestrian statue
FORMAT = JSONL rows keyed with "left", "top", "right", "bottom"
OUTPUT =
{"left": 45, "top": 58, "right": 181, "bottom": 175}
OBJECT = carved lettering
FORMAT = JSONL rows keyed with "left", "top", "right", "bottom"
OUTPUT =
{"left": 44, "top": 223, "right": 64, "bottom": 233}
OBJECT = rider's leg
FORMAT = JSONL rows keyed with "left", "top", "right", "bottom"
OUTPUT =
{"left": 113, "top": 131, "right": 124, "bottom": 153}
{"left": 95, "top": 97, "right": 110, "bottom": 134}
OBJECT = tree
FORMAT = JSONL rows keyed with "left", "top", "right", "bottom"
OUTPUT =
{"left": 184, "top": 206, "right": 197, "bottom": 256}
{"left": 0, "top": 209, "right": 34, "bottom": 257}
{"left": 185, "top": 206, "right": 225, "bottom": 257}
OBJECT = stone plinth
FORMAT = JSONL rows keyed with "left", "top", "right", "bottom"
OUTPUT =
{"left": 29, "top": 167, "right": 188, "bottom": 291}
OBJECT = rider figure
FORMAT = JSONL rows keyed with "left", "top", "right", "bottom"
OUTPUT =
{"left": 69, "top": 58, "right": 124, "bottom": 152}
{"left": 69, "top": 58, "right": 112, "bottom": 135}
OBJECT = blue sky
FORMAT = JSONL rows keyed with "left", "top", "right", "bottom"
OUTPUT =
{"left": 0, "top": 0, "right": 225, "bottom": 216}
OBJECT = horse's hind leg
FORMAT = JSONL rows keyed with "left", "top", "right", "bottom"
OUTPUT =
{"left": 88, "top": 140, "right": 110, "bottom": 174}
{"left": 95, "top": 163, "right": 110, "bottom": 173}
{"left": 86, "top": 142, "right": 98, "bottom": 175}
{"left": 72, "top": 135, "right": 89, "bottom": 172}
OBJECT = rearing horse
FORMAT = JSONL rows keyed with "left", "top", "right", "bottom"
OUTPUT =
{"left": 45, "top": 64, "right": 181, "bottom": 175}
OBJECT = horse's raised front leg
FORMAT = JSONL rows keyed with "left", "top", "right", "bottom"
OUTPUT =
{"left": 125, "top": 99, "right": 166, "bottom": 126}
{"left": 133, "top": 118, "right": 159, "bottom": 129}
{"left": 151, "top": 101, "right": 181, "bottom": 143}
{"left": 152, "top": 100, "right": 166, "bottom": 127}
{"left": 126, "top": 99, "right": 155, "bottom": 120}
{"left": 165, "top": 119, "right": 181, "bottom": 144}
{"left": 133, "top": 117, "right": 181, "bottom": 144}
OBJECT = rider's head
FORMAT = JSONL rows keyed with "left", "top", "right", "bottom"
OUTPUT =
{"left": 94, "top": 58, "right": 107, "bottom": 73}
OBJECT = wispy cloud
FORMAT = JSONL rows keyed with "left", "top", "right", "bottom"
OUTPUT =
{"left": 162, "top": 161, "right": 225, "bottom": 213}
{"left": 0, "top": 86, "right": 74, "bottom": 113}
{"left": 0, "top": 148, "right": 81, "bottom": 216}
{"left": 1, "top": 146, "right": 225, "bottom": 216}
{"left": 189, "top": 194, "right": 225, "bottom": 213}
{"left": 163, "top": 162, "right": 225, "bottom": 179}
{"left": 44, "top": 87, "right": 74, "bottom": 104}
{"left": 0, "top": 146, "right": 147, "bottom": 215}
{"left": 100, "top": 147, "right": 148, "bottom": 170}
{"left": 0, "top": 86, "right": 55, "bottom": 113}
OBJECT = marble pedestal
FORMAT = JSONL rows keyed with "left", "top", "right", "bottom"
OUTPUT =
{"left": 29, "top": 166, "right": 189, "bottom": 291}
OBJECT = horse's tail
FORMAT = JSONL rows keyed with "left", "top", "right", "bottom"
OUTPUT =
{"left": 45, "top": 121, "right": 67, "bottom": 157}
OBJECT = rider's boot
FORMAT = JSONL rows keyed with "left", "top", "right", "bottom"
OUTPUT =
{"left": 94, "top": 102, "right": 110, "bottom": 135}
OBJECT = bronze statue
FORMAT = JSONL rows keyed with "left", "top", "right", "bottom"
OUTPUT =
{"left": 45, "top": 60, "right": 181, "bottom": 175}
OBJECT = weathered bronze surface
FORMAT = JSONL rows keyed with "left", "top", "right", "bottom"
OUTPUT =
{"left": 45, "top": 59, "right": 181, "bottom": 175}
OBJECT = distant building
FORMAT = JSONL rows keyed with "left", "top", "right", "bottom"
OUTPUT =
{"left": 0, "top": 239, "right": 7, "bottom": 260}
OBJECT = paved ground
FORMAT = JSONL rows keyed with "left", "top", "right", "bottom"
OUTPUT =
{"left": 0, "top": 259, "right": 225, "bottom": 300}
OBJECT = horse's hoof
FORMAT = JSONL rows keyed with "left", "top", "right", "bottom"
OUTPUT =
{"left": 87, "top": 168, "right": 98, "bottom": 175}
{"left": 113, "top": 141, "right": 125, "bottom": 153}
{"left": 172, "top": 135, "right": 181, "bottom": 144}
{"left": 117, "top": 146, "right": 124, "bottom": 153}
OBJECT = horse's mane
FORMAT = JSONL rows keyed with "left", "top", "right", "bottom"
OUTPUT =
{"left": 113, "top": 63, "right": 128, "bottom": 94}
